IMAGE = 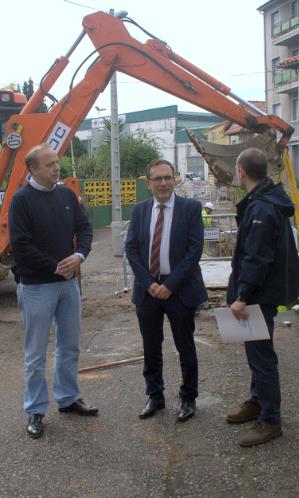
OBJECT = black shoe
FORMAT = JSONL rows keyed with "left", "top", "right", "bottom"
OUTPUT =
{"left": 177, "top": 400, "right": 196, "bottom": 422}
{"left": 139, "top": 397, "right": 165, "bottom": 419}
{"left": 27, "top": 414, "right": 44, "bottom": 439}
{"left": 59, "top": 398, "right": 98, "bottom": 416}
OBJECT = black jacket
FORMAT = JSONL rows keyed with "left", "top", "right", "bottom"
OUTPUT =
{"left": 227, "top": 178, "right": 299, "bottom": 306}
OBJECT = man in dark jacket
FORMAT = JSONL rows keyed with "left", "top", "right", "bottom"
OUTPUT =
{"left": 126, "top": 159, "right": 207, "bottom": 422}
{"left": 226, "top": 147, "right": 299, "bottom": 447}
{"left": 9, "top": 143, "right": 98, "bottom": 439}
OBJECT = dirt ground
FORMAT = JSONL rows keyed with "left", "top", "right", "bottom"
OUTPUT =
{"left": 0, "top": 226, "right": 299, "bottom": 498}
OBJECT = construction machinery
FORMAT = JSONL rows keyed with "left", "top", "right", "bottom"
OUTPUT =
{"left": 0, "top": 10, "right": 299, "bottom": 273}
{"left": 0, "top": 89, "right": 26, "bottom": 140}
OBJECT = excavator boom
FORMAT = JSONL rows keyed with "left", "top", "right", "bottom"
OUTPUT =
{"left": 0, "top": 10, "right": 297, "bottom": 259}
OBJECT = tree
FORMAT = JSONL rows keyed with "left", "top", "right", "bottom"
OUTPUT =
{"left": 99, "top": 117, "right": 125, "bottom": 143}
{"left": 75, "top": 129, "right": 161, "bottom": 179}
{"left": 59, "top": 156, "right": 73, "bottom": 179}
{"left": 76, "top": 155, "right": 98, "bottom": 179}
{"left": 64, "top": 136, "right": 87, "bottom": 160}
{"left": 22, "top": 78, "right": 48, "bottom": 113}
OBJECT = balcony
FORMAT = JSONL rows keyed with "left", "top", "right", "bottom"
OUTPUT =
{"left": 273, "top": 69, "right": 298, "bottom": 88}
{"left": 272, "top": 15, "right": 299, "bottom": 46}
{"left": 272, "top": 15, "right": 299, "bottom": 37}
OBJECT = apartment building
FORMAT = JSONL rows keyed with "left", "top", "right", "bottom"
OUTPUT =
{"left": 258, "top": 0, "right": 299, "bottom": 177}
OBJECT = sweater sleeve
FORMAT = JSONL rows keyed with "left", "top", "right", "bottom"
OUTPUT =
{"left": 8, "top": 194, "right": 58, "bottom": 273}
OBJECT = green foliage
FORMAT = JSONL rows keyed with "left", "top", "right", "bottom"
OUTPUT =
{"left": 76, "top": 155, "right": 98, "bottom": 179}
{"left": 64, "top": 136, "right": 87, "bottom": 160}
{"left": 75, "top": 130, "right": 161, "bottom": 179}
{"left": 59, "top": 156, "right": 73, "bottom": 179}
{"left": 99, "top": 117, "right": 126, "bottom": 143}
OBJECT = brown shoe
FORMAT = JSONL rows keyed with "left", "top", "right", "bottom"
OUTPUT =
{"left": 239, "top": 421, "right": 282, "bottom": 447}
{"left": 226, "top": 399, "right": 260, "bottom": 424}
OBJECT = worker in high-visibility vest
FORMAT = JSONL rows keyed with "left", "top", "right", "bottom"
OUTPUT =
{"left": 202, "top": 201, "right": 214, "bottom": 227}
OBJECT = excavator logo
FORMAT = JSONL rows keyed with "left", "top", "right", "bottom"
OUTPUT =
{"left": 6, "top": 132, "right": 22, "bottom": 150}
{"left": 47, "top": 122, "right": 71, "bottom": 152}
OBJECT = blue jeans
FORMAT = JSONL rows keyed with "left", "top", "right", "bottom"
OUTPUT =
{"left": 17, "top": 279, "right": 81, "bottom": 416}
{"left": 245, "top": 304, "right": 281, "bottom": 424}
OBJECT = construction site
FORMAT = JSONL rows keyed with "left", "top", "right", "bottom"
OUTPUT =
{"left": 0, "top": 225, "right": 298, "bottom": 497}
{"left": 1, "top": 1, "right": 299, "bottom": 497}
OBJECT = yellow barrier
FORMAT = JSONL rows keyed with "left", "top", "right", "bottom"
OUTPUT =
{"left": 282, "top": 149, "right": 299, "bottom": 229}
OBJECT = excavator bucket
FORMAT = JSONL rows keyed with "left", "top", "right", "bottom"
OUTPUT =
{"left": 186, "top": 129, "right": 283, "bottom": 186}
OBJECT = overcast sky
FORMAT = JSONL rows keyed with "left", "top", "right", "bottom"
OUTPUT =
{"left": 2, "top": 0, "right": 265, "bottom": 118}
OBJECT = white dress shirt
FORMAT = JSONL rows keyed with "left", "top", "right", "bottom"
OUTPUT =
{"left": 149, "top": 192, "right": 175, "bottom": 275}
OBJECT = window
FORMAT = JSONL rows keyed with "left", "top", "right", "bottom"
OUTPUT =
{"left": 271, "top": 10, "right": 279, "bottom": 31}
{"left": 292, "top": 0, "right": 299, "bottom": 17}
{"left": 272, "top": 57, "right": 280, "bottom": 83}
{"left": 272, "top": 57, "right": 280, "bottom": 73}
{"left": 273, "top": 103, "right": 281, "bottom": 117}
{"left": 292, "top": 98, "right": 298, "bottom": 120}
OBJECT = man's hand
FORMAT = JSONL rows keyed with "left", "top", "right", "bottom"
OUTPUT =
{"left": 56, "top": 254, "right": 81, "bottom": 280}
{"left": 147, "top": 283, "right": 172, "bottom": 300}
{"left": 148, "top": 282, "right": 160, "bottom": 298}
{"left": 154, "top": 284, "right": 172, "bottom": 300}
{"left": 230, "top": 300, "right": 249, "bottom": 321}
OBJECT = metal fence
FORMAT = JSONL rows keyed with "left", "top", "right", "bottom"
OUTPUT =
{"left": 202, "top": 213, "right": 237, "bottom": 260}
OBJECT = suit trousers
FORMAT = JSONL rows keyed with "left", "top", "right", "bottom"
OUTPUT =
{"left": 245, "top": 304, "right": 281, "bottom": 424}
{"left": 17, "top": 279, "right": 81, "bottom": 416}
{"left": 136, "top": 293, "right": 198, "bottom": 401}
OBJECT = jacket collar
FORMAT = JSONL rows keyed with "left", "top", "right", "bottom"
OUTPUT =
{"left": 236, "top": 177, "right": 274, "bottom": 218}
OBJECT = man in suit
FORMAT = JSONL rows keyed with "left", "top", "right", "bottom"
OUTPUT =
{"left": 126, "top": 159, "right": 207, "bottom": 422}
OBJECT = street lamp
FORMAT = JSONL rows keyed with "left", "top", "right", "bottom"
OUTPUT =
{"left": 95, "top": 106, "right": 106, "bottom": 117}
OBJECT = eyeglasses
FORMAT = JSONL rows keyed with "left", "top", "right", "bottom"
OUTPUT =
{"left": 149, "top": 175, "right": 174, "bottom": 183}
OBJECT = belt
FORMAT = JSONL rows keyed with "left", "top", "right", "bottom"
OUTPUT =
{"left": 158, "top": 274, "right": 169, "bottom": 283}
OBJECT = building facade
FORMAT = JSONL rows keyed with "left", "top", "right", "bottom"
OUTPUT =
{"left": 76, "top": 105, "right": 223, "bottom": 179}
{"left": 258, "top": 0, "right": 299, "bottom": 177}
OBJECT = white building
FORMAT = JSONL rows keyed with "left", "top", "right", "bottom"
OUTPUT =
{"left": 76, "top": 105, "right": 223, "bottom": 179}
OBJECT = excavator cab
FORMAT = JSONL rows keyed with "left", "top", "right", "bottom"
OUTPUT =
{"left": 0, "top": 90, "right": 26, "bottom": 145}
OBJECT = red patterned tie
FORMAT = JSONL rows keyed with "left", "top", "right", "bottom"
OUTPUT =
{"left": 150, "top": 204, "right": 165, "bottom": 278}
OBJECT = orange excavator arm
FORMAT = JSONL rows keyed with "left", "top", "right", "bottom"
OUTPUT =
{"left": 0, "top": 11, "right": 295, "bottom": 258}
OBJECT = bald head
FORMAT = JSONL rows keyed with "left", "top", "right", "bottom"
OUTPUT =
{"left": 25, "top": 143, "right": 53, "bottom": 171}
{"left": 236, "top": 148, "right": 267, "bottom": 181}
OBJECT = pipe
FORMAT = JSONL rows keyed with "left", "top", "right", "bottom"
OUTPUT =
{"left": 78, "top": 355, "right": 144, "bottom": 373}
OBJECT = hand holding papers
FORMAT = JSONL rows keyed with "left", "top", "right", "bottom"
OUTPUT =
{"left": 214, "top": 305, "right": 270, "bottom": 342}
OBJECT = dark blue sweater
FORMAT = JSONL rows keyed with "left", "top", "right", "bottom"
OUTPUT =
{"left": 8, "top": 184, "right": 92, "bottom": 284}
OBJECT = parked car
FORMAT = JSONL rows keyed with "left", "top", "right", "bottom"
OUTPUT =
{"left": 185, "top": 172, "right": 202, "bottom": 181}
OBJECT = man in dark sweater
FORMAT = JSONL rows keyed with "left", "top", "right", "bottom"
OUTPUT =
{"left": 226, "top": 148, "right": 299, "bottom": 447}
{"left": 9, "top": 143, "right": 98, "bottom": 439}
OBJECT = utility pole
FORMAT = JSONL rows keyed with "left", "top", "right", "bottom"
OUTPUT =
{"left": 109, "top": 8, "right": 128, "bottom": 255}
{"left": 110, "top": 70, "right": 122, "bottom": 223}
{"left": 109, "top": 8, "right": 122, "bottom": 224}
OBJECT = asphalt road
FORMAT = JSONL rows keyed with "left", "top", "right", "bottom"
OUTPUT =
{"left": 0, "top": 227, "right": 299, "bottom": 498}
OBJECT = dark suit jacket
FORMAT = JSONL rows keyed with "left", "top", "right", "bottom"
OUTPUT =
{"left": 125, "top": 194, "right": 208, "bottom": 307}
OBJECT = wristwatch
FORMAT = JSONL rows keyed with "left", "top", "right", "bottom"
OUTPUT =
{"left": 236, "top": 296, "right": 247, "bottom": 303}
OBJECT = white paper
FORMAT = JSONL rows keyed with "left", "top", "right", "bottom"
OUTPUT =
{"left": 214, "top": 305, "right": 270, "bottom": 342}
